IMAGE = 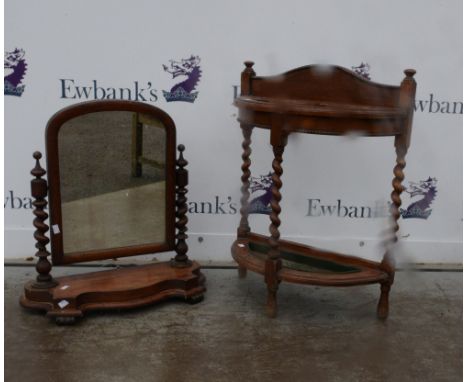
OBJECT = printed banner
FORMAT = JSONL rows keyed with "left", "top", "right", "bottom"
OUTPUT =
{"left": 4, "top": 0, "right": 462, "bottom": 263}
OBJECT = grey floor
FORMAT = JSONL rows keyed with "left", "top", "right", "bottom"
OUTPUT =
{"left": 5, "top": 266, "right": 462, "bottom": 382}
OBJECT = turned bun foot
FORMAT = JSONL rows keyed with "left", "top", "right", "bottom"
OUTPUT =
{"left": 266, "top": 290, "right": 278, "bottom": 318}
{"left": 187, "top": 294, "right": 204, "bottom": 304}
{"left": 55, "top": 316, "right": 77, "bottom": 325}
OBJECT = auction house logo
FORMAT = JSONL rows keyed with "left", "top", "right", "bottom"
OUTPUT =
{"left": 162, "top": 55, "right": 201, "bottom": 103}
{"left": 60, "top": 79, "right": 158, "bottom": 102}
{"left": 4, "top": 48, "right": 27, "bottom": 96}
{"left": 59, "top": 54, "right": 202, "bottom": 103}
{"left": 248, "top": 173, "right": 273, "bottom": 214}
{"left": 306, "top": 199, "right": 389, "bottom": 219}
{"left": 400, "top": 177, "right": 438, "bottom": 219}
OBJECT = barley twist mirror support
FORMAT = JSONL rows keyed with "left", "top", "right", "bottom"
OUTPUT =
{"left": 232, "top": 61, "right": 416, "bottom": 319}
{"left": 20, "top": 100, "right": 205, "bottom": 324}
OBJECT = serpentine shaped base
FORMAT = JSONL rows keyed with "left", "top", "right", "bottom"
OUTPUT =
{"left": 20, "top": 261, "right": 205, "bottom": 325}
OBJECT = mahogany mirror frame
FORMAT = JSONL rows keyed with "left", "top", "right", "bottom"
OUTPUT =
{"left": 46, "top": 100, "right": 176, "bottom": 265}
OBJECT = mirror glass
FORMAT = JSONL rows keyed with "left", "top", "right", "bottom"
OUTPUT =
{"left": 58, "top": 111, "right": 167, "bottom": 254}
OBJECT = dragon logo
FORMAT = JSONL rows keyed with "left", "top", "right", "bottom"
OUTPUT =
{"left": 400, "top": 177, "right": 438, "bottom": 219}
{"left": 248, "top": 173, "right": 273, "bottom": 215}
{"left": 162, "top": 55, "right": 202, "bottom": 103}
{"left": 351, "top": 62, "right": 371, "bottom": 80}
{"left": 4, "top": 48, "right": 27, "bottom": 96}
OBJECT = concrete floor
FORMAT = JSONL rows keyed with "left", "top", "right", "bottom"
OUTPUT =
{"left": 5, "top": 266, "right": 462, "bottom": 382}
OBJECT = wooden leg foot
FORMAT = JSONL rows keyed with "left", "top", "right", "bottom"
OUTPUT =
{"left": 238, "top": 266, "right": 247, "bottom": 279}
{"left": 187, "top": 294, "right": 204, "bottom": 305}
{"left": 264, "top": 258, "right": 281, "bottom": 318}
{"left": 377, "top": 283, "right": 391, "bottom": 319}
{"left": 266, "top": 288, "right": 278, "bottom": 318}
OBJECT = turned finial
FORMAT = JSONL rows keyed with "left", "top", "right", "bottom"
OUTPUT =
{"left": 177, "top": 145, "right": 188, "bottom": 168}
{"left": 32, "top": 151, "right": 46, "bottom": 178}
{"left": 404, "top": 69, "right": 416, "bottom": 78}
{"left": 244, "top": 61, "right": 255, "bottom": 69}
{"left": 241, "top": 61, "right": 256, "bottom": 96}
{"left": 243, "top": 61, "right": 255, "bottom": 76}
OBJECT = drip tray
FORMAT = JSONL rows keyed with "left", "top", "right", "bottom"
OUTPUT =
{"left": 248, "top": 242, "right": 360, "bottom": 274}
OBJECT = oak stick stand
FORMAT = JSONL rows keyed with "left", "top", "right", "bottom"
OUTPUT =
{"left": 232, "top": 62, "right": 416, "bottom": 319}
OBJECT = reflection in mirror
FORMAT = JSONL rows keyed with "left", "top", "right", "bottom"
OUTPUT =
{"left": 58, "top": 111, "right": 166, "bottom": 254}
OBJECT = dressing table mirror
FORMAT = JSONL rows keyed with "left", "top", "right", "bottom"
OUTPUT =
{"left": 20, "top": 100, "right": 205, "bottom": 324}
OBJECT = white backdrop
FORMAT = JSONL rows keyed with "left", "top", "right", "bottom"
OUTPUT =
{"left": 4, "top": 0, "right": 462, "bottom": 264}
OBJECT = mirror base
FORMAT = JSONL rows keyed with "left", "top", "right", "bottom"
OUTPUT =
{"left": 31, "top": 279, "right": 58, "bottom": 289}
{"left": 20, "top": 261, "right": 205, "bottom": 325}
{"left": 170, "top": 258, "right": 193, "bottom": 268}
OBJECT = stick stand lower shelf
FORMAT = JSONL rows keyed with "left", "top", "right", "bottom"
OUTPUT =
{"left": 232, "top": 61, "right": 416, "bottom": 318}
{"left": 232, "top": 234, "right": 388, "bottom": 286}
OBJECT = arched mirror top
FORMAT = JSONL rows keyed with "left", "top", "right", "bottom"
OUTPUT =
{"left": 45, "top": 100, "right": 176, "bottom": 140}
